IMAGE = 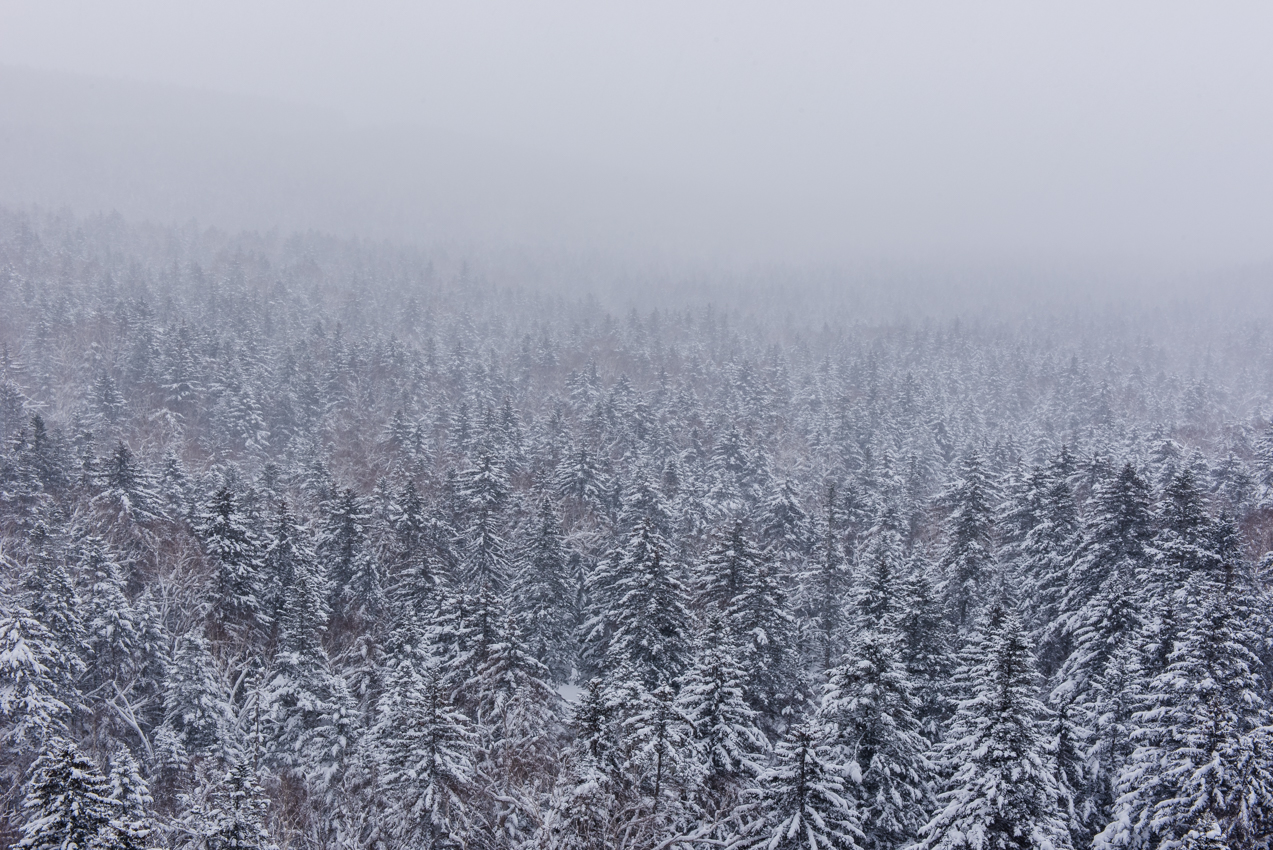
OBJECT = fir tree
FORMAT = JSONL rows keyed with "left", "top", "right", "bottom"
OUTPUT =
{"left": 897, "top": 557, "right": 956, "bottom": 742}
{"left": 734, "top": 719, "right": 864, "bottom": 850}
{"left": 729, "top": 552, "right": 804, "bottom": 734}
{"left": 676, "top": 613, "right": 767, "bottom": 810}
{"left": 198, "top": 487, "right": 268, "bottom": 640}
{"left": 605, "top": 518, "right": 693, "bottom": 689}
{"left": 697, "top": 519, "right": 762, "bottom": 614}
{"left": 806, "top": 483, "right": 851, "bottom": 673}
{"left": 939, "top": 453, "right": 998, "bottom": 631}
{"left": 510, "top": 499, "right": 575, "bottom": 684}
{"left": 621, "top": 683, "right": 698, "bottom": 820}
{"left": 916, "top": 609, "right": 1071, "bottom": 850}
{"left": 466, "top": 616, "right": 563, "bottom": 815}
{"left": 160, "top": 630, "right": 235, "bottom": 762}
{"left": 259, "top": 537, "right": 353, "bottom": 793}
{"left": 818, "top": 627, "right": 931, "bottom": 850}
{"left": 177, "top": 761, "right": 277, "bottom": 850}
{"left": 0, "top": 607, "right": 71, "bottom": 753}
{"left": 105, "top": 748, "right": 154, "bottom": 850}
{"left": 1096, "top": 583, "right": 1273, "bottom": 850}
{"left": 372, "top": 658, "right": 477, "bottom": 849}
{"left": 321, "top": 488, "right": 383, "bottom": 630}
{"left": 18, "top": 740, "right": 116, "bottom": 850}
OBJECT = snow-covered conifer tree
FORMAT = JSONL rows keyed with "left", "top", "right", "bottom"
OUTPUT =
{"left": 916, "top": 608, "right": 1070, "bottom": 850}
{"left": 939, "top": 453, "right": 998, "bottom": 631}
{"left": 734, "top": 719, "right": 863, "bottom": 850}
{"left": 18, "top": 740, "right": 116, "bottom": 850}
{"left": 511, "top": 498, "right": 575, "bottom": 684}
{"left": 676, "top": 613, "right": 766, "bottom": 811}
{"left": 818, "top": 627, "right": 931, "bottom": 850}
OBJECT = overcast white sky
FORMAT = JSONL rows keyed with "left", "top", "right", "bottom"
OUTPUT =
{"left": 2, "top": 1, "right": 1272, "bottom": 274}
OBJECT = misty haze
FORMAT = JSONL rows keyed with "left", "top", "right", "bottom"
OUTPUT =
{"left": 1, "top": 4, "right": 1272, "bottom": 850}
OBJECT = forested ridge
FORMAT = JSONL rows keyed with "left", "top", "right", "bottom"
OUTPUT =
{"left": 2, "top": 208, "right": 1273, "bottom": 849}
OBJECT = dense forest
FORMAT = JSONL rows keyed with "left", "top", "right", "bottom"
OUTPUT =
{"left": 1, "top": 208, "right": 1272, "bottom": 850}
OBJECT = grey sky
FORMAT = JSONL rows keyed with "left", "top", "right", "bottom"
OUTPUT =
{"left": 2, "top": 1, "right": 1271, "bottom": 274}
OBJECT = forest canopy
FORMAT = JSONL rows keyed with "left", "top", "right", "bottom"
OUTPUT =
{"left": 1, "top": 208, "right": 1272, "bottom": 849}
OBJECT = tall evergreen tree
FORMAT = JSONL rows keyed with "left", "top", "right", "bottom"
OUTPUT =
{"left": 320, "top": 488, "right": 383, "bottom": 630}
{"left": 939, "top": 454, "right": 998, "bottom": 631}
{"left": 177, "top": 761, "right": 277, "bottom": 850}
{"left": 0, "top": 607, "right": 71, "bottom": 754}
{"left": 372, "top": 658, "right": 477, "bottom": 849}
{"left": 734, "top": 719, "right": 864, "bottom": 850}
{"left": 605, "top": 518, "right": 693, "bottom": 689}
{"left": 1096, "top": 582, "right": 1273, "bottom": 850}
{"left": 17, "top": 740, "right": 116, "bottom": 850}
{"left": 818, "top": 627, "right": 931, "bottom": 850}
{"left": 916, "top": 608, "right": 1071, "bottom": 850}
{"left": 510, "top": 499, "right": 575, "bottom": 684}
{"left": 105, "top": 747, "right": 155, "bottom": 850}
{"left": 198, "top": 487, "right": 268, "bottom": 640}
{"left": 729, "top": 552, "right": 804, "bottom": 733}
{"left": 676, "top": 613, "right": 767, "bottom": 812}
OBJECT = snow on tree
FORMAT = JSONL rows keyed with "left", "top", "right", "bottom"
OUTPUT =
{"left": 0, "top": 607, "right": 70, "bottom": 755}
{"left": 555, "top": 445, "right": 609, "bottom": 529}
{"left": 733, "top": 718, "right": 864, "bottom": 850}
{"left": 456, "top": 455, "right": 512, "bottom": 663}
{"left": 91, "top": 441, "right": 165, "bottom": 539}
{"left": 915, "top": 607, "right": 1071, "bottom": 850}
{"left": 758, "top": 478, "right": 815, "bottom": 569}
{"left": 818, "top": 626, "right": 931, "bottom": 850}
{"left": 604, "top": 518, "right": 693, "bottom": 689}
{"left": 105, "top": 747, "right": 155, "bottom": 850}
{"left": 197, "top": 486, "right": 269, "bottom": 641}
{"left": 1016, "top": 456, "right": 1081, "bottom": 676}
{"left": 466, "top": 615, "right": 564, "bottom": 842}
{"left": 371, "top": 656, "right": 477, "bottom": 849}
{"left": 19, "top": 545, "right": 85, "bottom": 690}
{"left": 696, "top": 519, "right": 762, "bottom": 614}
{"left": 320, "top": 487, "right": 383, "bottom": 632}
{"left": 938, "top": 453, "right": 999, "bottom": 631}
{"left": 802, "top": 483, "right": 852, "bottom": 673}
{"left": 510, "top": 498, "right": 575, "bottom": 684}
{"left": 17, "top": 739, "right": 116, "bottom": 850}
{"left": 160, "top": 629, "right": 236, "bottom": 764}
{"left": 620, "top": 683, "right": 698, "bottom": 823}
{"left": 676, "top": 613, "right": 767, "bottom": 811}
{"left": 728, "top": 546, "right": 804, "bottom": 733}
{"left": 176, "top": 761, "right": 278, "bottom": 850}
{"left": 259, "top": 528, "right": 354, "bottom": 795}
{"left": 80, "top": 538, "right": 143, "bottom": 695}
{"left": 1095, "top": 581, "right": 1273, "bottom": 850}
{"left": 897, "top": 555, "right": 956, "bottom": 742}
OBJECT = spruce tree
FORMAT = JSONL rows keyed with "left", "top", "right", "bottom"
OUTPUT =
{"left": 939, "top": 453, "right": 998, "bottom": 631}
{"left": 676, "top": 613, "right": 766, "bottom": 810}
{"left": 0, "top": 607, "right": 71, "bottom": 753}
{"left": 177, "top": 761, "right": 277, "bottom": 850}
{"left": 18, "top": 740, "right": 116, "bottom": 850}
{"left": 160, "top": 629, "right": 235, "bottom": 762}
{"left": 198, "top": 487, "right": 268, "bottom": 640}
{"left": 605, "top": 518, "right": 693, "bottom": 689}
{"left": 729, "top": 552, "right": 803, "bottom": 734}
{"left": 916, "top": 609, "right": 1071, "bottom": 850}
{"left": 372, "top": 656, "right": 477, "bottom": 849}
{"left": 510, "top": 499, "right": 575, "bottom": 684}
{"left": 818, "top": 628, "right": 931, "bottom": 850}
{"left": 1096, "top": 582, "right": 1273, "bottom": 850}
{"left": 734, "top": 719, "right": 863, "bottom": 850}
{"left": 105, "top": 748, "right": 154, "bottom": 850}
